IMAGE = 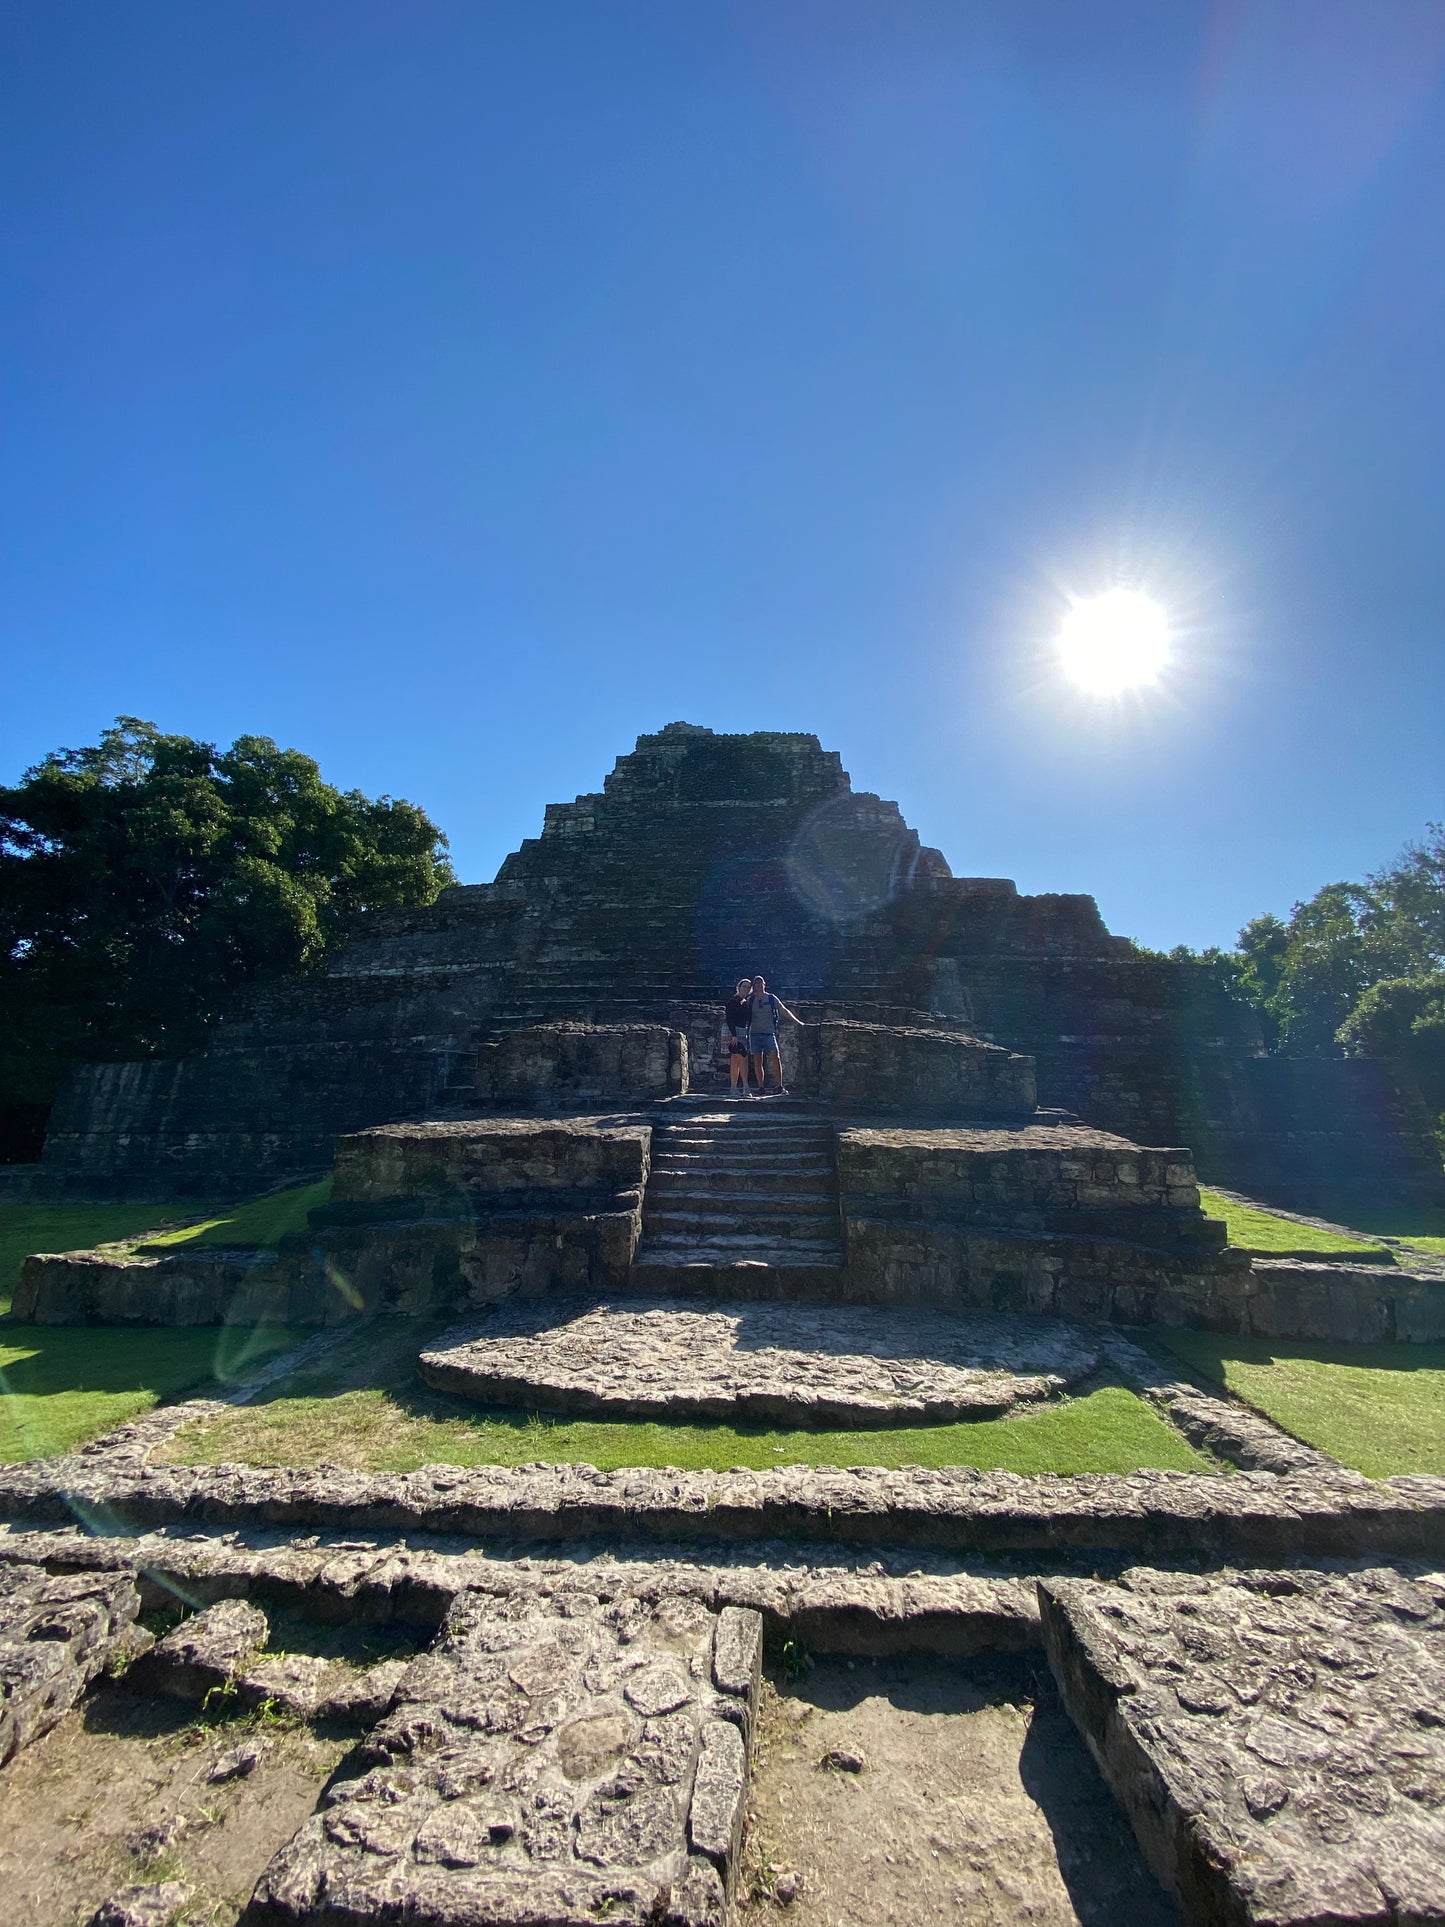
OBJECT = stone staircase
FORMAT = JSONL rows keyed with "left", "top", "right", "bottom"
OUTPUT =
{"left": 631, "top": 1104, "right": 846, "bottom": 1297}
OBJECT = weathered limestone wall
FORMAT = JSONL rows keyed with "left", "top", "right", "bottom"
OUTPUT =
{"left": 11, "top": 1249, "right": 285, "bottom": 1326}
{"left": 788, "top": 1021, "right": 1035, "bottom": 1117}
{"left": 835, "top": 1121, "right": 1253, "bottom": 1325}
{"left": 474, "top": 1022, "right": 686, "bottom": 1106}
{"left": 35, "top": 967, "right": 503, "bottom": 1200}
{"left": 837, "top": 1123, "right": 1214, "bottom": 1242}
{"left": 16, "top": 1118, "right": 653, "bottom": 1325}
{"left": 304, "top": 1118, "right": 652, "bottom": 1318}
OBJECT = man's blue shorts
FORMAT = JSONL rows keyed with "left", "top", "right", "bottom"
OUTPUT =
{"left": 752, "top": 1033, "right": 780, "bottom": 1057}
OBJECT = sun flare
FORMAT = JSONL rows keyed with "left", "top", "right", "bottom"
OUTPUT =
{"left": 1057, "top": 588, "right": 1169, "bottom": 694}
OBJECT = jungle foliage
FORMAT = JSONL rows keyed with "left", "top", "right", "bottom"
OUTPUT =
{"left": 0, "top": 717, "right": 453, "bottom": 1155}
{"left": 1172, "top": 823, "right": 1445, "bottom": 1127}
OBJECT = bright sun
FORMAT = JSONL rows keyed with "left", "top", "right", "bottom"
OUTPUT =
{"left": 1057, "top": 588, "right": 1170, "bottom": 694}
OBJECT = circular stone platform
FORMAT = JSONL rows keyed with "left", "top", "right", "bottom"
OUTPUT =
{"left": 418, "top": 1299, "right": 1102, "bottom": 1427}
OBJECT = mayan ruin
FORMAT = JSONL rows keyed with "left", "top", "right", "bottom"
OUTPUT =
{"left": 6, "top": 6, "right": 1445, "bottom": 1919}
{"left": 0, "top": 725, "right": 1440, "bottom": 1925}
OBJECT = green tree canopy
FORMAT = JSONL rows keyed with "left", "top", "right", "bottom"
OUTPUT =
{"left": 1180, "top": 823, "right": 1445, "bottom": 1130}
{"left": 0, "top": 717, "right": 453, "bottom": 1149}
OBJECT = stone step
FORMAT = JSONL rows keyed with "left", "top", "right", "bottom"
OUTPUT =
{"left": 623, "top": 1260, "right": 848, "bottom": 1299}
{"left": 653, "top": 1149, "right": 832, "bottom": 1168}
{"left": 647, "top": 1172, "right": 835, "bottom": 1198}
{"left": 633, "top": 1237, "right": 845, "bottom": 1266}
{"left": 651, "top": 1167, "right": 833, "bottom": 1188}
{"left": 655, "top": 1125, "right": 836, "bottom": 1133}
{"left": 654, "top": 1144, "right": 833, "bottom": 1163}
{"left": 645, "top": 1182, "right": 837, "bottom": 1212}
{"left": 640, "top": 1217, "right": 843, "bottom": 1249}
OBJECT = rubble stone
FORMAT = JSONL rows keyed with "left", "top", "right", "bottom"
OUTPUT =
{"left": 317, "top": 1658, "right": 410, "bottom": 1723}
{"left": 0, "top": 1560, "right": 140, "bottom": 1768}
{"left": 419, "top": 1300, "right": 1100, "bottom": 1426}
{"left": 248, "top": 1586, "right": 759, "bottom": 1926}
{"left": 87, "top": 1882, "right": 193, "bottom": 1927}
{"left": 127, "top": 1597, "right": 268, "bottom": 1702}
{"left": 1039, "top": 1566, "right": 1445, "bottom": 1925}
{"left": 207, "top": 1738, "right": 266, "bottom": 1782}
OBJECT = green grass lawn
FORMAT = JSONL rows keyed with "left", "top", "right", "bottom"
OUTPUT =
{"left": 0, "top": 1321, "right": 300, "bottom": 1461}
{"left": 138, "top": 1178, "right": 331, "bottom": 1252}
{"left": 152, "top": 1317, "right": 1208, "bottom": 1477}
{"left": 1160, "top": 1330, "right": 1445, "bottom": 1477}
{"left": 1326, "top": 1203, "right": 1445, "bottom": 1258}
{"left": 0, "top": 1202, "right": 201, "bottom": 1315}
{"left": 0, "top": 1179, "right": 332, "bottom": 1318}
{"left": 1197, "top": 1188, "right": 1387, "bottom": 1256}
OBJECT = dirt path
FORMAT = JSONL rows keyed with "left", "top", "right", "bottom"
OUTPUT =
{"left": 739, "top": 1655, "right": 1180, "bottom": 1927}
{"left": 0, "top": 1686, "right": 349, "bottom": 1925}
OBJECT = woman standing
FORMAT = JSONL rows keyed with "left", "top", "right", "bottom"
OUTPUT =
{"left": 723, "top": 978, "right": 756, "bottom": 1097}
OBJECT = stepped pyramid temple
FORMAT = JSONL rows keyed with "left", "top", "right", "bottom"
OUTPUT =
{"left": 17, "top": 724, "right": 1443, "bottom": 1342}
{"left": 7, "top": 729, "right": 1445, "bottom": 1927}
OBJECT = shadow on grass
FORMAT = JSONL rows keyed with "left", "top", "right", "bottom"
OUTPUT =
{"left": 1163, "top": 1329, "right": 1445, "bottom": 1380}
{"left": 1159, "top": 1329, "right": 1445, "bottom": 1478}
{"left": 0, "top": 1319, "right": 303, "bottom": 1460}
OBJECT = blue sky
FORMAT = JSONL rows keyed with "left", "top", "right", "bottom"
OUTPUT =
{"left": 4, "top": 1, "right": 1443, "bottom": 950}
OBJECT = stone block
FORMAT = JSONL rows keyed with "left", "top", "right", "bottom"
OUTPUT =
{"left": 248, "top": 1585, "right": 754, "bottom": 1926}
{"left": 688, "top": 1717, "right": 748, "bottom": 1877}
{"left": 12, "top": 1248, "right": 283, "bottom": 1326}
{"left": 127, "top": 1598, "right": 268, "bottom": 1702}
{"left": 87, "top": 1883, "right": 193, "bottom": 1927}
{"left": 711, "top": 1606, "right": 763, "bottom": 1712}
{"left": 475, "top": 1022, "right": 686, "bottom": 1105}
{"left": 791, "top": 1021, "right": 1036, "bottom": 1118}
{"left": 330, "top": 1117, "right": 650, "bottom": 1212}
{"left": 1039, "top": 1567, "right": 1445, "bottom": 1925}
{"left": 0, "top": 1562, "right": 141, "bottom": 1768}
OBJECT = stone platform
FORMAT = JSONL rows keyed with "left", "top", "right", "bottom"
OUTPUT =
{"left": 418, "top": 1299, "right": 1102, "bottom": 1427}
{"left": 1041, "top": 1566, "right": 1445, "bottom": 1924}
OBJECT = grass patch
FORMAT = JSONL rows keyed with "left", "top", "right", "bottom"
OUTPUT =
{"left": 0, "top": 1181, "right": 331, "bottom": 1317}
{"left": 0, "top": 1202, "right": 203, "bottom": 1315}
{"left": 1328, "top": 1203, "right": 1445, "bottom": 1257}
{"left": 1160, "top": 1330, "right": 1445, "bottom": 1478}
{"left": 138, "top": 1177, "right": 331, "bottom": 1252}
{"left": 0, "top": 1322, "right": 301, "bottom": 1461}
{"left": 1197, "top": 1188, "right": 1385, "bottom": 1256}
{"left": 153, "top": 1319, "right": 1208, "bottom": 1476}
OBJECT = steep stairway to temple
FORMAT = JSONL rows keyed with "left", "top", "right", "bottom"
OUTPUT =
{"left": 631, "top": 1105, "right": 846, "bottom": 1296}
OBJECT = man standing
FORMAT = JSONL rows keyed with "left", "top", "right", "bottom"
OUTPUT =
{"left": 748, "top": 975, "right": 805, "bottom": 1095}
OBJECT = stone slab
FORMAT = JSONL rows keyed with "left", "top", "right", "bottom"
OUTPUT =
{"left": 0, "top": 1523, "right": 1045, "bottom": 1654}
{"left": 0, "top": 1559, "right": 140, "bottom": 1768}
{"left": 249, "top": 1586, "right": 761, "bottom": 1925}
{"left": 1039, "top": 1567, "right": 1445, "bottom": 1925}
{"left": 1, "top": 1455, "right": 1443, "bottom": 1563}
{"left": 418, "top": 1299, "right": 1101, "bottom": 1426}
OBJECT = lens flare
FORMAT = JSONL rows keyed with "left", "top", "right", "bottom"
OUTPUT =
{"left": 1057, "top": 588, "right": 1169, "bottom": 694}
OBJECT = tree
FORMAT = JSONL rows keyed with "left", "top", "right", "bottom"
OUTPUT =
{"left": 0, "top": 717, "right": 454, "bottom": 1156}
